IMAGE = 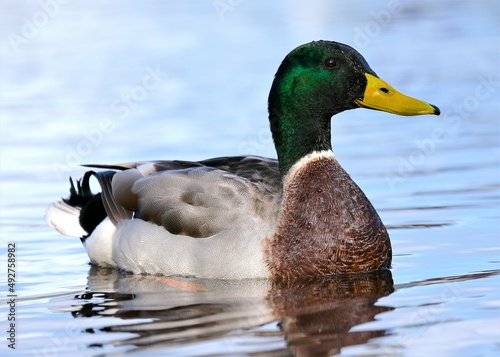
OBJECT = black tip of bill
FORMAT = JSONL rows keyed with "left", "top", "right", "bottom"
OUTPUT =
{"left": 430, "top": 104, "right": 441, "bottom": 116}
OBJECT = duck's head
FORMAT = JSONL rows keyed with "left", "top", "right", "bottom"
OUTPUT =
{"left": 269, "top": 40, "right": 440, "bottom": 174}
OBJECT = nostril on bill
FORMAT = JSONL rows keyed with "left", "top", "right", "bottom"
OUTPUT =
{"left": 380, "top": 87, "right": 390, "bottom": 94}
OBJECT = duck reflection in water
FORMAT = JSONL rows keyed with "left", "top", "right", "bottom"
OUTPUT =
{"left": 68, "top": 267, "right": 394, "bottom": 356}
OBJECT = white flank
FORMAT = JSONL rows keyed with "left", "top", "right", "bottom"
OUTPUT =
{"left": 84, "top": 218, "right": 117, "bottom": 267}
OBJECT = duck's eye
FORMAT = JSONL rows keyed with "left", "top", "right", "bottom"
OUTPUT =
{"left": 324, "top": 58, "right": 337, "bottom": 69}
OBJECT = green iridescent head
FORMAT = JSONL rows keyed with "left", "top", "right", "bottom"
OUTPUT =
{"left": 268, "top": 41, "right": 439, "bottom": 174}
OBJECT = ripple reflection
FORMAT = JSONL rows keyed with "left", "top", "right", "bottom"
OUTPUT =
{"left": 67, "top": 267, "right": 395, "bottom": 356}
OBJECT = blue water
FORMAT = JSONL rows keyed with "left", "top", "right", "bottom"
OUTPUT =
{"left": 1, "top": 1, "right": 499, "bottom": 356}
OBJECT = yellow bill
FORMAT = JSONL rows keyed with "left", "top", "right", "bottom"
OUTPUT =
{"left": 355, "top": 73, "right": 440, "bottom": 116}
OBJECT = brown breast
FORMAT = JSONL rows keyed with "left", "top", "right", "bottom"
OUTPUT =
{"left": 265, "top": 153, "right": 392, "bottom": 281}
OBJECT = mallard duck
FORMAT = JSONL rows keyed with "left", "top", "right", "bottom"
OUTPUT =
{"left": 46, "top": 41, "right": 439, "bottom": 280}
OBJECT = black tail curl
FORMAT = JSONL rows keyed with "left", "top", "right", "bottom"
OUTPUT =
{"left": 63, "top": 171, "right": 108, "bottom": 239}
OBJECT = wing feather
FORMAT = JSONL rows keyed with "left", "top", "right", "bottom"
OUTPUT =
{"left": 80, "top": 156, "right": 282, "bottom": 238}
